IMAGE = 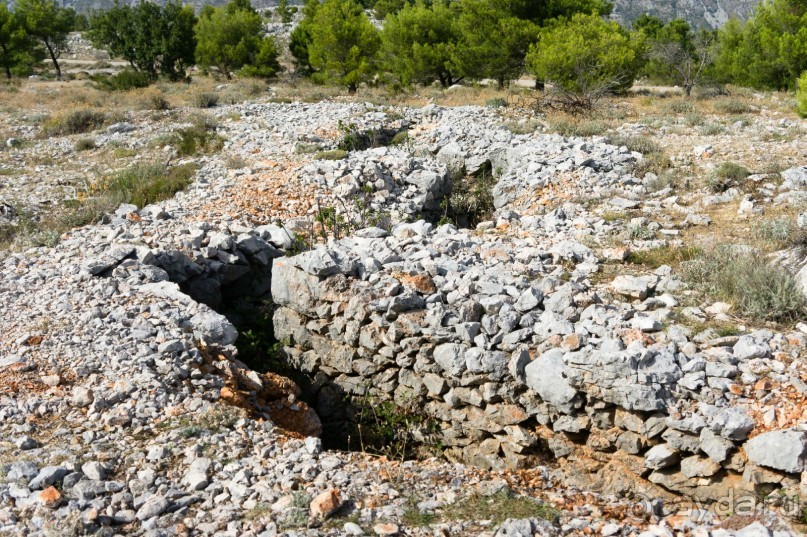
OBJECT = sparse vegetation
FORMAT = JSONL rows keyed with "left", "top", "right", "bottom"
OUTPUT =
{"left": 706, "top": 161, "right": 751, "bottom": 192}
{"left": 442, "top": 490, "right": 559, "bottom": 526}
{"left": 42, "top": 109, "right": 106, "bottom": 136}
{"left": 74, "top": 137, "right": 96, "bottom": 151}
{"left": 682, "top": 244, "right": 807, "bottom": 324}
{"left": 713, "top": 99, "right": 754, "bottom": 115}
{"left": 605, "top": 134, "right": 661, "bottom": 154}
{"left": 313, "top": 149, "right": 348, "bottom": 160}
{"left": 626, "top": 245, "right": 702, "bottom": 268}
{"left": 192, "top": 91, "right": 219, "bottom": 108}
{"left": 549, "top": 119, "right": 609, "bottom": 137}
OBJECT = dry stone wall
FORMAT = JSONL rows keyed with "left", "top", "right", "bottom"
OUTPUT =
{"left": 271, "top": 220, "right": 806, "bottom": 505}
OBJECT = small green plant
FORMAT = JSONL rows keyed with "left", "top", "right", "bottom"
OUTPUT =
{"left": 707, "top": 162, "right": 751, "bottom": 192}
{"left": 389, "top": 130, "right": 410, "bottom": 145}
{"left": 74, "top": 138, "right": 96, "bottom": 151}
{"left": 645, "top": 170, "right": 676, "bottom": 192}
{"left": 175, "top": 125, "right": 225, "bottom": 156}
{"left": 140, "top": 92, "right": 171, "bottom": 111}
{"left": 684, "top": 113, "right": 704, "bottom": 126}
{"left": 42, "top": 109, "right": 106, "bottom": 137}
{"left": 485, "top": 97, "right": 508, "bottom": 108}
{"left": 681, "top": 244, "right": 807, "bottom": 324}
{"left": 753, "top": 218, "right": 807, "bottom": 250}
{"left": 632, "top": 153, "right": 672, "bottom": 177}
{"left": 628, "top": 224, "right": 655, "bottom": 240}
{"left": 700, "top": 123, "right": 726, "bottom": 136}
{"left": 503, "top": 120, "right": 540, "bottom": 135}
{"left": 335, "top": 121, "right": 400, "bottom": 152}
{"left": 441, "top": 169, "right": 495, "bottom": 228}
{"left": 402, "top": 500, "right": 438, "bottom": 527}
{"left": 797, "top": 71, "right": 807, "bottom": 118}
{"left": 605, "top": 134, "right": 661, "bottom": 154}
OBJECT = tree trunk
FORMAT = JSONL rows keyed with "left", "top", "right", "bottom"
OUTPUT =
{"left": 4, "top": 65, "right": 10, "bottom": 80}
{"left": 44, "top": 41, "right": 61, "bottom": 80}
{"left": 685, "top": 84, "right": 692, "bottom": 97}
{"left": 347, "top": 83, "right": 357, "bottom": 94}
{"left": 498, "top": 76, "right": 505, "bottom": 89}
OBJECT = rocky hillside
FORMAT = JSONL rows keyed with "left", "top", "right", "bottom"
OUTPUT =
{"left": 611, "top": 0, "right": 759, "bottom": 28}
{"left": 0, "top": 78, "right": 805, "bottom": 536}
{"left": 42, "top": 0, "right": 760, "bottom": 27}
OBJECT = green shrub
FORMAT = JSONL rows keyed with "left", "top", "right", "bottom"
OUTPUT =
{"left": 485, "top": 97, "right": 508, "bottom": 108}
{"left": 665, "top": 100, "right": 695, "bottom": 114}
{"left": 91, "top": 69, "right": 153, "bottom": 91}
{"left": 43, "top": 109, "right": 106, "bottom": 136}
{"left": 713, "top": 99, "right": 754, "bottom": 114}
{"left": 193, "top": 92, "right": 219, "bottom": 108}
{"left": 797, "top": 71, "right": 807, "bottom": 118}
{"left": 684, "top": 113, "right": 704, "bottom": 126}
{"left": 706, "top": 161, "right": 751, "bottom": 192}
{"left": 175, "top": 125, "right": 225, "bottom": 156}
{"left": 753, "top": 218, "right": 807, "bottom": 249}
{"left": 632, "top": 153, "right": 672, "bottom": 177}
{"left": 140, "top": 92, "right": 171, "bottom": 111}
{"left": 74, "top": 138, "right": 96, "bottom": 151}
{"left": 699, "top": 123, "right": 726, "bottom": 136}
{"left": 682, "top": 244, "right": 807, "bottom": 324}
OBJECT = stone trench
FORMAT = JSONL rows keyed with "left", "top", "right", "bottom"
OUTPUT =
{"left": 81, "top": 115, "right": 806, "bottom": 515}
{"left": 101, "top": 210, "right": 805, "bottom": 514}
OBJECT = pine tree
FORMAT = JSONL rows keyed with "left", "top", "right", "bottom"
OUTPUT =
{"left": 307, "top": 0, "right": 380, "bottom": 92}
{"left": 16, "top": 0, "right": 74, "bottom": 79}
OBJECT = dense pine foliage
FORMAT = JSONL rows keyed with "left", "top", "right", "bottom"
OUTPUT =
{"left": 0, "top": 0, "right": 805, "bottom": 105}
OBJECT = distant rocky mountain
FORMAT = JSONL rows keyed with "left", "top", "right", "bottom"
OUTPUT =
{"left": 45, "top": 0, "right": 760, "bottom": 28}
{"left": 610, "top": 0, "right": 759, "bottom": 28}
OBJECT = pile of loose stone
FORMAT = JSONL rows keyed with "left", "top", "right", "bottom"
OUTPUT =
{"left": 0, "top": 97, "right": 805, "bottom": 536}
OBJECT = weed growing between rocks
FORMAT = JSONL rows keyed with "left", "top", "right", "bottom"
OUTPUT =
{"left": 441, "top": 490, "right": 559, "bottom": 526}
{"left": 335, "top": 121, "right": 404, "bottom": 152}
{"left": 605, "top": 134, "right": 661, "bottom": 154}
{"left": 681, "top": 244, "right": 807, "bottom": 324}
{"left": 440, "top": 169, "right": 496, "bottom": 228}
{"left": 175, "top": 125, "right": 225, "bottom": 157}
{"left": 346, "top": 393, "right": 442, "bottom": 462}
{"left": 102, "top": 162, "right": 197, "bottom": 208}
{"left": 707, "top": 162, "right": 751, "bottom": 192}
{"left": 626, "top": 245, "right": 702, "bottom": 268}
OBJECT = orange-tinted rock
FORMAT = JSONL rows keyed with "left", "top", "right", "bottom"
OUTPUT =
{"left": 267, "top": 401, "right": 322, "bottom": 438}
{"left": 261, "top": 372, "right": 302, "bottom": 400}
{"left": 399, "top": 273, "right": 437, "bottom": 294}
{"left": 309, "top": 488, "right": 342, "bottom": 519}
{"left": 37, "top": 486, "right": 61, "bottom": 508}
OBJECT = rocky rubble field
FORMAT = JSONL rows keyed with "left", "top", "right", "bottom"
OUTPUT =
{"left": 0, "top": 83, "right": 805, "bottom": 537}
